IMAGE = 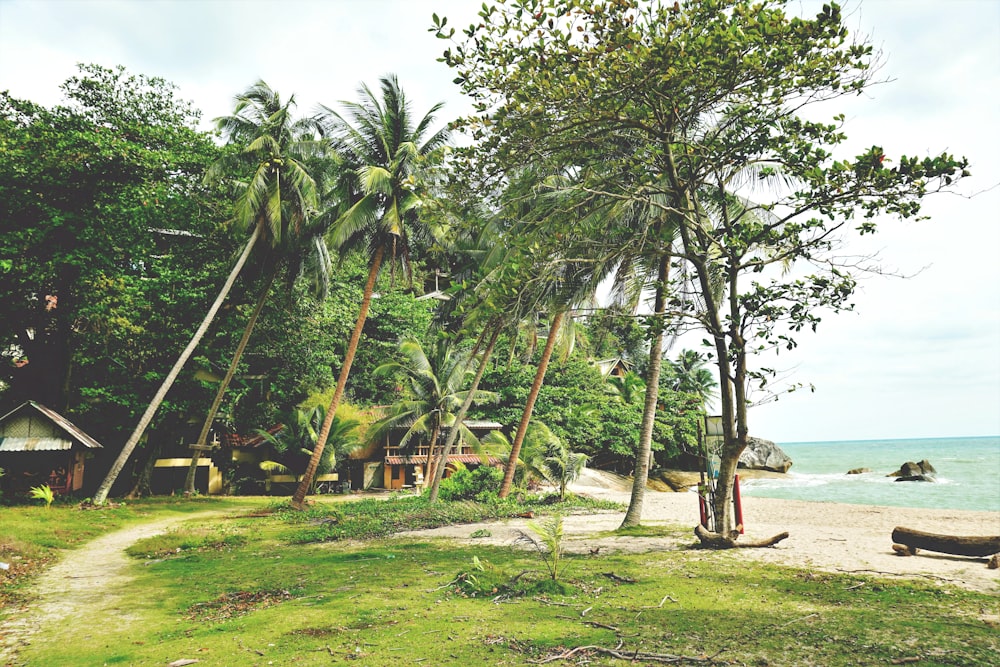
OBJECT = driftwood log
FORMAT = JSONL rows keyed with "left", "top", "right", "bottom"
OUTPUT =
{"left": 891, "top": 526, "right": 1000, "bottom": 558}
{"left": 695, "top": 524, "right": 790, "bottom": 549}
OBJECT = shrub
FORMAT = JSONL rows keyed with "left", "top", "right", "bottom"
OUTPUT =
{"left": 436, "top": 465, "right": 504, "bottom": 502}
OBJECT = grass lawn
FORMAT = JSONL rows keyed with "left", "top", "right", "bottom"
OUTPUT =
{"left": 3, "top": 495, "right": 997, "bottom": 666}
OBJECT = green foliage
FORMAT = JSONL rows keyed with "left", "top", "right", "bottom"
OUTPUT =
{"left": 436, "top": 465, "right": 504, "bottom": 502}
{"left": 27, "top": 485, "right": 55, "bottom": 508}
{"left": 286, "top": 492, "right": 616, "bottom": 544}
{"left": 0, "top": 64, "right": 228, "bottom": 455}
{"left": 477, "top": 355, "right": 699, "bottom": 470}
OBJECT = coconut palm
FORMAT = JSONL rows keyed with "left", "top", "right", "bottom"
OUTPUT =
{"left": 256, "top": 404, "right": 360, "bottom": 491}
{"left": 606, "top": 370, "right": 646, "bottom": 405}
{"left": 484, "top": 421, "right": 586, "bottom": 499}
{"left": 182, "top": 82, "right": 323, "bottom": 495}
{"left": 291, "top": 76, "right": 450, "bottom": 508}
{"left": 666, "top": 349, "right": 717, "bottom": 408}
{"left": 367, "top": 336, "right": 495, "bottom": 496}
{"left": 91, "top": 207, "right": 265, "bottom": 505}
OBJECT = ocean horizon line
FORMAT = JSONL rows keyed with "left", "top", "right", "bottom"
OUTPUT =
{"left": 776, "top": 434, "right": 999, "bottom": 446}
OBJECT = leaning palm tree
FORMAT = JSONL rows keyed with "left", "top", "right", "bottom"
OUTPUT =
{"left": 291, "top": 75, "right": 449, "bottom": 508}
{"left": 183, "top": 82, "right": 322, "bottom": 495}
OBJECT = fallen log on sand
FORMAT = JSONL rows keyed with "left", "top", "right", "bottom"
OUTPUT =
{"left": 695, "top": 524, "right": 790, "bottom": 549}
{"left": 891, "top": 526, "right": 1000, "bottom": 558}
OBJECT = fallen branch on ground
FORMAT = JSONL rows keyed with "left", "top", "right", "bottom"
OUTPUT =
{"left": 527, "top": 643, "right": 727, "bottom": 664}
{"left": 694, "top": 525, "right": 789, "bottom": 549}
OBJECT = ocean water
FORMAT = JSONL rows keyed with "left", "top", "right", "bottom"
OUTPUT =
{"left": 738, "top": 436, "right": 1000, "bottom": 512}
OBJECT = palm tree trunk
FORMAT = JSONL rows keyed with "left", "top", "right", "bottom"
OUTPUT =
{"left": 423, "top": 422, "right": 443, "bottom": 487}
{"left": 428, "top": 325, "right": 501, "bottom": 503}
{"left": 92, "top": 226, "right": 262, "bottom": 505}
{"left": 183, "top": 271, "right": 275, "bottom": 495}
{"left": 620, "top": 253, "right": 670, "bottom": 528}
{"left": 292, "top": 245, "right": 385, "bottom": 509}
{"left": 498, "top": 311, "right": 564, "bottom": 499}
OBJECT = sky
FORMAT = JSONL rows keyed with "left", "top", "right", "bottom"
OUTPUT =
{"left": 1, "top": 0, "right": 998, "bottom": 443}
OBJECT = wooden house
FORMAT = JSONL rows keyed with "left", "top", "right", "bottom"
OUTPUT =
{"left": 351, "top": 419, "right": 505, "bottom": 491}
{"left": 0, "top": 401, "right": 103, "bottom": 496}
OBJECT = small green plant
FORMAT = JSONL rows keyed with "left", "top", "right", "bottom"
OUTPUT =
{"left": 28, "top": 484, "right": 55, "bottom": 508}
{"left": 514, "top": 513, "right": 565, "bottom": 581}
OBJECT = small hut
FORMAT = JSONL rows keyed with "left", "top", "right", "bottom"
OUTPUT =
{"left": 0, "top": 401, "right": 103, "bottom": 496}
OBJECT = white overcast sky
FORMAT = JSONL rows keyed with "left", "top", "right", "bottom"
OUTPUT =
{"left": 1, "top": 0, "right": 998, "bottom": 443}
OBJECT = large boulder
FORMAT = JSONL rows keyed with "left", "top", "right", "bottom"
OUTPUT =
{"left": 888, "top": 460, "right": 936, "bottom": 482}
{"left": 738, "top": 437, "right": 793, "bottom": 473}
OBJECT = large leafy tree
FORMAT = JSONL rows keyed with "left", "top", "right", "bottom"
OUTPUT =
{"left": 291, "top": 75, "right": 450, "bottom": 508}
{"left": 0, "top": 65, "right": 223, "bottom": 415}
{"left": 1, "top": 66, "right": 238, "bottom": 500}
{"left": 438, "top": 0, "right": 967, "bottom": 536}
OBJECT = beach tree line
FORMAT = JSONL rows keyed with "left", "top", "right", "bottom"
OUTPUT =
{"left": 2, "top": 1, "right": 966, "bottom": 541}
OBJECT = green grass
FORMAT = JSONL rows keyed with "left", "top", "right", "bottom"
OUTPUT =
{"left": 4, "top": 496, "right": 998, "bottom": 666}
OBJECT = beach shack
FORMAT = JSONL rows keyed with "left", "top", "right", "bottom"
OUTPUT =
{"left": 0, "top": 401, "right": 103, "bottom": 496}
{"left": 360, "top": 419, "right": 504, "bottom": 491}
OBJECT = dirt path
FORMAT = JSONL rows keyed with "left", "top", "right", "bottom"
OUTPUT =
{"left": 0, "top": 511, "right": 221, "bottom": 666}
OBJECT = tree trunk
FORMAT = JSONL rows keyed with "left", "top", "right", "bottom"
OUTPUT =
{"left": 620, "top": 254, "right": 670, "bottom": 528}
{"left": 184, "top": 271, "right": 275, "bottom": 495}
{"left": 891, "top": 527, "right": 1000, "bottom": 558}
{"left": 92, "top": 226, "right": 261, "bottom": 505}
{"left": 423, "top": 423, "right": 443, "bottom": 488}
{"left": 126, "top": 440, "right": 161, "bottom": 500}
{"left": 428, "top": 326, "right": 500, "bottom": 503}
{"left": 498, "top": 311, "right": 564, "bottom": 499}
{"left": 292, "top": 245, "right": 384, "bottom": 509}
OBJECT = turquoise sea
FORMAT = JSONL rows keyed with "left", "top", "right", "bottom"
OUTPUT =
{"left": 738, "top": 436, "right": 1000, "bottom": 512}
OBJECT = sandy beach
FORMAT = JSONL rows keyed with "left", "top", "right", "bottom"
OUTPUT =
{"left": 401, "top": 470, "right": 1000, "bottom": 594}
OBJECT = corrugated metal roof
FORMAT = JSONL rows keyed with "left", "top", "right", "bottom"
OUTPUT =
{"left": 0, "top": 437, "right": 74, "bottom": 452}
{"left": 0, "top": 401, "right": 103, "bottom": 449}
{"left": 385, "top": 455, "right": 502, "bottom": 466}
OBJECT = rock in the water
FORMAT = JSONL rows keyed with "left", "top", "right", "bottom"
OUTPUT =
{"left": 738, "top": 437, "right": 793, "bottom": 473}
{"left": 888, "top": 460, "right": 936, "bottom": 482}
{"left": 846, "top": 467, "right": 872, "bottom": 475}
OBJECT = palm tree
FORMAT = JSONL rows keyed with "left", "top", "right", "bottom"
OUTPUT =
{"left": 485, "top": 420, "right": 586, "bottom": 499}
{"left": 92, "top": 212, "right": 263, "bottom": 505}
{"left": 291, "top": 76, "right": 449, "bottom": 508}
{"left": 607, "top": 370, "right": 646, "bottom": 405}
{"left": 257, "top": 404, "right": 361, "bottom": 491}
{"left": 182, "top": 82, "right": 322, "bottom": 495}
{"left": 367, "top": 336, "right": 495, "bottom": 496}
{"left": 666, "top": 349, "right": 717, "bottom": 408}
